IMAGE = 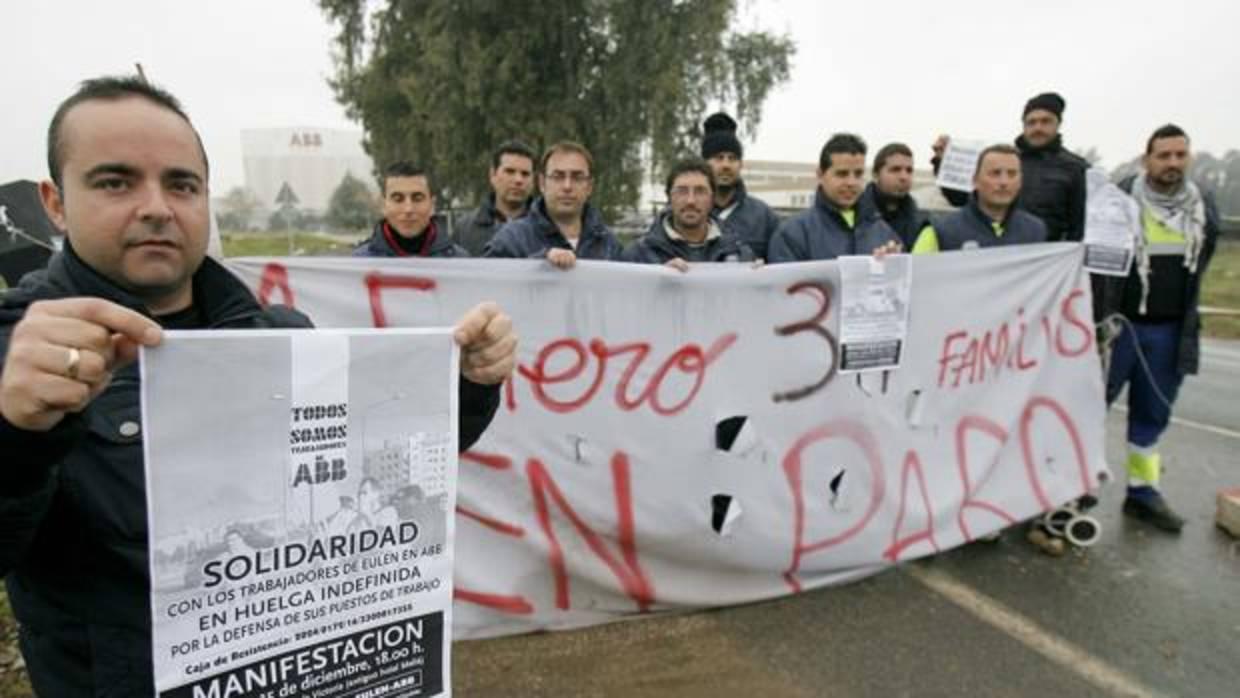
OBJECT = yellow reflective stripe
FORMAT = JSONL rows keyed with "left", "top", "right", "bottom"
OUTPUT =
{"left": 1125, "top": 451, "right": 1161, "bottom": 485}
{"left": 912, "top": 226, "right": 940, "bottom": 254}
{"left": 1142, "top": 209, "right": 1186, "bottom": 244}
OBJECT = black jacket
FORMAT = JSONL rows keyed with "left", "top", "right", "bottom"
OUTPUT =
{"left": 935, "top": 135, "right": 1087, "bottom": 242}
{"left": 712, "top": 180, "right": 781, "bottom": 261}
{"left": 353, "top": 217, "right": 469, "bottom": 258}
{"left": 928, "top": 196, "right": 1049, "bottom": 250}
{"left": 0, "top": 246, "right": 499, "bottom": 695}
{"left": 856, "top": 182, "right": 930, "bottom": 249}
{"left": 452, "top": 193, "right": 531, "bottom": 256}
{"left": 622, "top": 212, "right": 755, "bottom": 264}
{"left": 483, "top": 197, "right": 623, "bottom": 261}
{"left": 768, "top": 188, "right": 901, "bottom": 263}
{"left": 1096, "top": 177, "right": 1221, "bottom": 376}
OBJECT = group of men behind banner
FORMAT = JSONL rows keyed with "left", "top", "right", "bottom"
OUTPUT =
{"left": 0, "top": 72, "right": 1221, "bottom": 696}
{"left": 360, "top": 90, "right": 1220, "bottom": 536}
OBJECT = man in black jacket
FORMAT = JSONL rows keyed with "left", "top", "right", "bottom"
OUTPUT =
{"left": 0, "top": 75, "right": 517, "bottom": 696}
{"left": 624, "top": 158, "right": 755, "bottom": 268}
{"left": 353, "top": 162, "right": 469, "bottom": 258}
{"left": 932, "top": 91, "right": 1088, "bottom": 242}
{"left": 857, "top": 142, "right": 931, "bottom": 249}
{"left": 700, "top": 112, "right": 781, "bottom": 260}
{"left": 453, "top": 141, "right": 536, "bottom": 256}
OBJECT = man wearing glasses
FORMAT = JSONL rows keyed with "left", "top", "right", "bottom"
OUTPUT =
{"left": 624, "top": 158, "right": 755, "bottom": 269}
{"left": 483, "top": 141, "right": 622, "bottom": 268}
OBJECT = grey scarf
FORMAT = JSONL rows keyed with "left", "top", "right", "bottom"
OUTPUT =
{"left": 664, "top": 217, "right": 722, "bottom": 247}
{"left": 1129, "top": 173, "right": 1206, "bottom": 314}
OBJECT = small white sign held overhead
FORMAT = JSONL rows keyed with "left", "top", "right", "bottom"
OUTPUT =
{"left": 935, "top": 138, "right": 985, "bottom": 193}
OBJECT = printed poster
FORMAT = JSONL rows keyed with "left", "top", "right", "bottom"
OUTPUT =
{"left": 141, "top": 328, "right": 458, "bottom": 698}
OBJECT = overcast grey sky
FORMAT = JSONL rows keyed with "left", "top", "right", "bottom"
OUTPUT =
{"left": 4, "top": 0, "right": 1237, "bottom": 194}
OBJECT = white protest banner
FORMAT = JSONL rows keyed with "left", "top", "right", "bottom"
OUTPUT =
{"left": 837, "top": 255, "right": 912, "bottom": 372}
{"left": 1084, "top": 168, "right": 1139, "bottom": 276}
{"left": 228, "top": 244, "right": 1107, "bottom": 641}
{"left": 142, "top": 329, "right": 459, "bottom": 697}
{"left": 935, "top": 138, "right": 985, "bottom": 192}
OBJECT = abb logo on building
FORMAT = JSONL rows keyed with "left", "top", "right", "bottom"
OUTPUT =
{"left": 290, "top": 132, "right": 323, "bottom": 148}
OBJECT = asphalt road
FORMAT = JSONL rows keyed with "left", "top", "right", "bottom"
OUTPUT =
{"left": 453, "top": 341, "right": 1240, "bottom": 698}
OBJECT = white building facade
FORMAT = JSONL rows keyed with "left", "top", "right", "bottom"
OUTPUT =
{"left": 241, "top": 128, "right": 376, "bottom": 214}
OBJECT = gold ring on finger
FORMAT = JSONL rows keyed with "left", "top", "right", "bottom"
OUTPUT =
{"left": 65, "top": 347, "right": 82, "bottom": 381}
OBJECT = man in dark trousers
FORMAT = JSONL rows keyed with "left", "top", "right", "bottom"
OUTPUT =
{"left": 483, "top": 141, "right": 623, "bottom": 268}
{"left": 912, "top": 144, "right": 1048, "bottom": 252}
{"left": 768, "top": 133, "right": 901, "bottom": 262}
{"left": 0, "top": 75, "right": 518, "bottom": 695}
{"left": 700, "top": 112, "right": 781, "bottom": 260}
{"left": 932, "top": 91, "right": 1088, "bottom": 242}
{"left": 857, "top": 142, "right": 932, "bottom": 249}
{"left": 353, "top": 162, "right": 468, "bottom": 257}
{"left": 1101, "top": 124, "right": 1220, "bottom": 532}
{"left": 624, "top": 158, "right": 754, "bottom": 269}
{"left": 453, "top": 140, "right": 536, "bottom": 255}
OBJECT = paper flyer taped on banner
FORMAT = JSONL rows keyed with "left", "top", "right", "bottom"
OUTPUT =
{"left": 837, "top": 254, "right": 912, "bottom": 373}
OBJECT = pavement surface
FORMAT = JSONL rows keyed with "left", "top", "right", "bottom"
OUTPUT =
{"left": 453, "top": 341, "right": 1240, "bottom": 698}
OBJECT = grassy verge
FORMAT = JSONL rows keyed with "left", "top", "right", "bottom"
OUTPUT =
{"left": 0, "top": 588, "right": 31, "bottom": 698}
{"left": 221, "top": 230, "right": 361, "bottom": 257}
{"left": 1202, "top": 239, "right": 1240, "bottom": 339}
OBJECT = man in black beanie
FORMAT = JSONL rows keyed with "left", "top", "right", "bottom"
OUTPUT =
{"left": 700, "top": 112, "right": 781, "bottom": 260}
{"left": 931, "top": 91, "right": 1088, "bottom": 243}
